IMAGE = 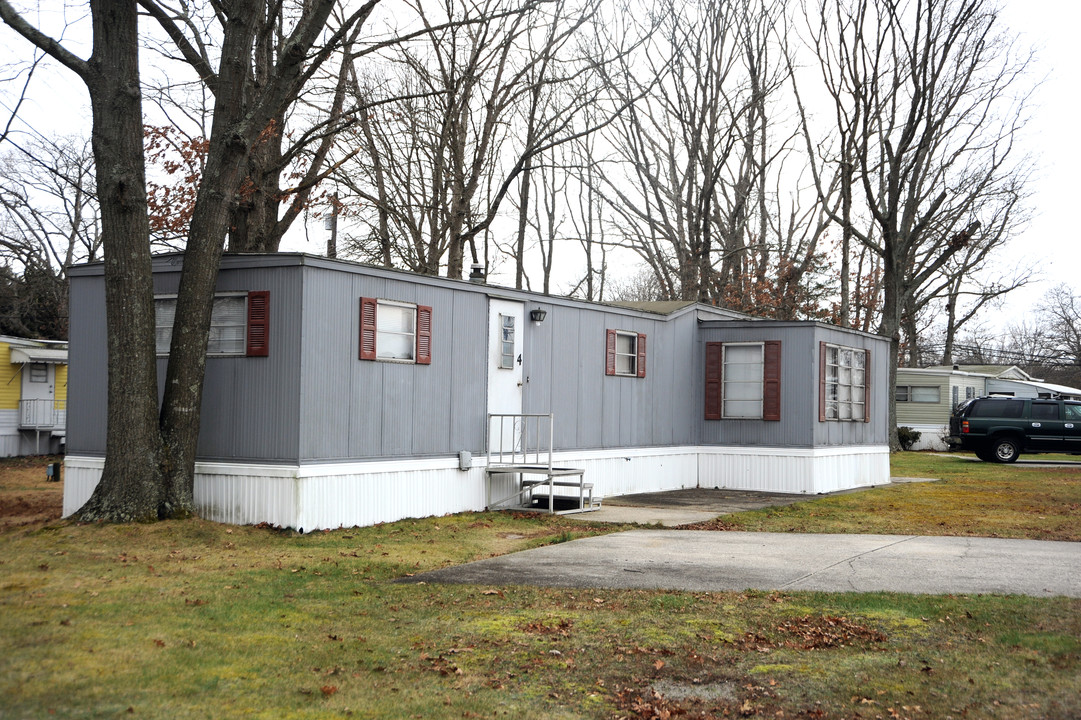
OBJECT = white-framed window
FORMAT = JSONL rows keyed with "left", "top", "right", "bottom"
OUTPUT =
{"left": 965, "top": 386, "right": 976, "bottom": 400}
{"left": 28, "top": 363, "right": 48, "bottom": 383}
{"left": 823, "top": 344, "right": 866, "bottom": 421}
{"left": 614, "top": 331, "right": 638, "bottom": 376}
{"left": 498, "top": 314, "right": 515, "bottom": 369}
{"left": 723, "top": 343, "right": 764, "bottom": 419}
{"left": 895, "top": 385, "right": 940, "bottom": 403}
{"left": 155, "top": 293, "right": 249, "bottom": 356}
{"left": 376, "top": 300, "right": 416, "bottom": 361}
{"left": 359, "top": 297, "right": 432, "bottom": 365}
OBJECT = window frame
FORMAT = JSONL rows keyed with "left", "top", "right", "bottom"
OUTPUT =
{"left": 155, "top": 292, "right": 255, "bottom": 358}
{"left": 498, "top": 314, "right": 516, "bottom": 369}
{"left": 721, "top": 342, "right": 764, "bottom": 419}
{"left": 613, "top": 330, "right": 638, "bottom": 377}
{"left": 605, "top": 329, "right": 647, "bottom": 378}
{"left": 819, "top": 342, "right": 868, "bottom": 422}
{"left": 28, "top": 363, "right": 48, "bottom": 383}
{"left": 375, "top": 299, "right": 418, "bottom": 363}
{"left": 895, "top": 385, "right": 940, "bottom": 403}
{"left": 358, "top": 297, "right": 432, "bottom": 365}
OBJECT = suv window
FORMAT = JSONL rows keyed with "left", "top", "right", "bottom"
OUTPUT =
{"left": 967, "top": 399, "right": 1025, "bottom": 418}
{"left": 1066, "top": 404, "right": 1081, "bottom": 421}
{"left": 1031, "top": 402, "right": 1060, "bottom": 420}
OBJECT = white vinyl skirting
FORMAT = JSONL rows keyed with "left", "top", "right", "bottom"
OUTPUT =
{"left": 64, "top": 444, "right": 890, "bottom": 530}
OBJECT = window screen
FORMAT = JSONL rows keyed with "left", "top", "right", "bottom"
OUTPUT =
{"left": 376, "top": 302, "right": 416, "bottom": 360}
{"left": 723, "top": 344, "right": 764, "bottom": 418}
{"left": 614, "top": 332, "right": 637, "bottom": 376}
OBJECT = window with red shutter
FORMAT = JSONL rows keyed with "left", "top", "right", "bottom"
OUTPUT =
{"left": 636, "top": 333, "right": 647, "bottom": 378}
{"left": 359, "top": 297, "right": 378, "bottom": 360}
{"left": 416, "top": 305, "right": 432, "bottom": 365}
{"left": 605, "top": 329, "right": 617, "bottom": 375}
{"left": 246, "top": 290, "right": 270, "bottom": 357}
{"left": 607, "top": 329, "right": 646, "bottom": 378}
{"left": 763, "top": 340, "right": 781, "bottom": 421}
{"left": 704, "top": 342, "right": 722, "bottom": 420}
{"left": 359, "top": 298, "right": 431, "bottom": 365}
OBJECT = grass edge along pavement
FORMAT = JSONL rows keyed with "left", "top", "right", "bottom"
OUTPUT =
{"left": 679, "top": 451, "right": 1081, "bottom": 541}
{"left": 1, "top": 453, "right": 1079, "bottom": 719}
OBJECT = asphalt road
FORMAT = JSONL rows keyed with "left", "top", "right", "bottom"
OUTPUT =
{"left": 407, "top": 531, "right": 1081, "bottom": 597}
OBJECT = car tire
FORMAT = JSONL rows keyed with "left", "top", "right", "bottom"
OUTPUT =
{"left": 991, "top": 437, "right": 1020, "bottom": 463}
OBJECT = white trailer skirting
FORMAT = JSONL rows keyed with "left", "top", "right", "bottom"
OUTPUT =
{"left": 64, "top": 444, "right": 889, "bottom": 530}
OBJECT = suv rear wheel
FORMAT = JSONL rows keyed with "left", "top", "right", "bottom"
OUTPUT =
{"left": 990, "top": 437, "right": 1020, "bottom": 463}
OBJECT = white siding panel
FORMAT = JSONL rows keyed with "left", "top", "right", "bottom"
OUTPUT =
{"left": 62, "top": 456, "right": 103, "bottom": 516}
{"left": 551, "top": 447, "right": 698, "bottom": 498}
{"left": 698, "top": 446, "right": 888, "bottom": 494}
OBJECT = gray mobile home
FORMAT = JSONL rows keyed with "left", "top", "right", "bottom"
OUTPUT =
{"left": 63, "top": 253, "right": 891, "bottom": 529}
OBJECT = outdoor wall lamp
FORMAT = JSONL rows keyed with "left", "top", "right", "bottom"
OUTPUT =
{"left": 530, "top": 308, "right": 548, "bottom": 323}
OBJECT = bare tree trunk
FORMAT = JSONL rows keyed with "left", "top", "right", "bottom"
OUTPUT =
{"left": 78, "top": 0, "right": 164, "bottom": 521}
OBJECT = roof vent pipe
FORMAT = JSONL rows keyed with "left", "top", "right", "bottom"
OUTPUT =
{"left": 468, "top": 263, "right": 485, "bottom": 284}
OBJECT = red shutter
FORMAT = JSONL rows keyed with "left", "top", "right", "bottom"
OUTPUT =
{"left": 704, "top": 342, "right": 722, "bottom": 420}
{"left": 636, "top": 333, "right": 647, "bottom": 378}
{"left": 818, "top": 341, "right": 827, "bottom": 422}
{"left": 359, "top": 297, "right": 377, "bottom": 361}
{"left": 763, "top": 340, "right": 781, "bottom": 421}
{"left": 863, "top": 347, "right": 871, "bottom": 423}
{"left": 246, "top": 290, "right": 269, "bottom": 357}
{"left": 605, "top": 329, "right": 616, "bottom": 376}
{"left": 416, "top": 305, "right": 432, "bottom": 365}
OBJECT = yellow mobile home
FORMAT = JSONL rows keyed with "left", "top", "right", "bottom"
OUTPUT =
{"left": 0, "top": 336, "right": 68, "bottom": 456}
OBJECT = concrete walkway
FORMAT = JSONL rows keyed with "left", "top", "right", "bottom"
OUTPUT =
{"left": 573, "top": 479, "right": 937, "bottom": 527}
{"left": 409, "top": 531, "right": 1081, "bottom": 597}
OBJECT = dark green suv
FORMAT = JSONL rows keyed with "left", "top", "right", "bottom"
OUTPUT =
{"left": 947, "top": 396, "right": 1081, "bottom": 462}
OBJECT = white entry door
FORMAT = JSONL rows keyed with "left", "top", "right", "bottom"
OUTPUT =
{"left": 487, "top": 298, "right": 525, "bottom": 455}
{"left": 21, "top": 363, "right": 55, "bottom": 426}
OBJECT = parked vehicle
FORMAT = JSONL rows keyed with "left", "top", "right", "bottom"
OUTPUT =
{"left": 947, "top": 396, "right": 1081, "bottom": 462}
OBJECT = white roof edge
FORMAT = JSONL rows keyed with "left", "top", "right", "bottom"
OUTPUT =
{"left": 9, "top": 347, "right": 68, "bottom": 364}
{"left": 897, "top": 367, "right": 991, "bottom": 378}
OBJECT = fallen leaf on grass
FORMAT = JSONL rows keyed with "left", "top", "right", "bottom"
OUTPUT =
{"left": 321, "top": 685, "right": 338, "bottom": 697}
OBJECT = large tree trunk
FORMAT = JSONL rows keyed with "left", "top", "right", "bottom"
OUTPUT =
{"left": 879, "top": 249, "right": 904, "bottom": 452}
{"left": 77, "top": 0, "right": 164, "bottom": 522}
{"left": 158, "top": 0, "right": 261, "bottom": 515}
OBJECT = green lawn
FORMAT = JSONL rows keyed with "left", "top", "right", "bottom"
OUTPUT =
{"left": 1, "top": 454, "right": 1079, "bottom": 719}
{"left": 684, "top": 451, "right": 1081, "bottom": 541}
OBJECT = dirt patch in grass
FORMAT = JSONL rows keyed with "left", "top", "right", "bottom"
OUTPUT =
{"left": 0, "top": 455, "right": 63, "bottom": 530}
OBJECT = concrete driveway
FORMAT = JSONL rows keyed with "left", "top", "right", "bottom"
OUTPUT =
{"left": 408, "top": 531, "right": 1081, "bottom": 597}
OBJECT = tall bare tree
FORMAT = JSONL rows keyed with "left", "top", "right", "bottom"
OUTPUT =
{"left": 336, "top": 0, "right": 615, "bottom": 279}
{"left": 798, "top": 0, "right": 1034, "bottom": 446}
{"left": 1, "top": 0, "right": 376, "bottom": 521}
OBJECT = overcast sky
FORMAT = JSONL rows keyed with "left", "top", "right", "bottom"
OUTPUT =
{"left": 992, "top": 0, "right": 1081, "bottom": 325}
{"left": 0, "top": 0, "right": 1074, "bottom": 330}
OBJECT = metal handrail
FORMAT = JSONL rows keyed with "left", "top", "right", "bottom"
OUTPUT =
{"left": 486, "top": 413, "right": 554, "bottom": 473}
{"left": 19, "top": 398, "right": 63, "bottom": 429}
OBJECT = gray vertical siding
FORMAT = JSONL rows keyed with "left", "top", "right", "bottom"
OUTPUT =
{"left": 523, "top": 303, "right": 698, "bottom": 451}
{"left": 68, "top": 254, "right": 890, "bottom": 467}
{"left": 696, "top": 321, "right": 890, "bottom": 448}
{"left": 811, "top": 325, "right": 890, "bottom": 447}
{"left": 65, "top": 274, "right": 108, "bottom": 456}
{"left": 298, "top": 265, "right": 488, "bottom": 462}
{"left": 696, "top": 323, "right": 816, "bottom": 448}
{"left": 66, "top": 258, "right": 305, "bottom": 462}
